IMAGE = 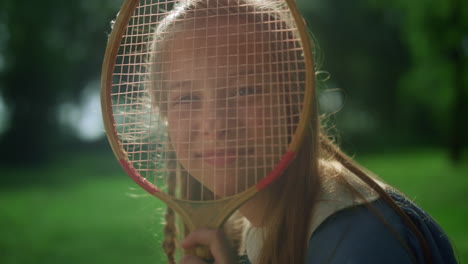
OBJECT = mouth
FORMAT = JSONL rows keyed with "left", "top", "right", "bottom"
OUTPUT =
{"left": 195, "top": 148, "right": 252, "bottom": 167}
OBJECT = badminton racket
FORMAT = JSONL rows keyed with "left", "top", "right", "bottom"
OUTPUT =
{"left": 101, "top": 0, "right": 314, "bottom": 259}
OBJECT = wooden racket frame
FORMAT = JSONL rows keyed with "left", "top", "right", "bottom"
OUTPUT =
{"left": 101, "top": 0, "right": 314, "bottom": 246}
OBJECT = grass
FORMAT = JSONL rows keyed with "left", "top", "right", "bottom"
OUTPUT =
{"left": 0, "top": 153, "right": 167, "bottom": 264}
{"left": 0, "top": 148, "right": 466, "bottom": 263}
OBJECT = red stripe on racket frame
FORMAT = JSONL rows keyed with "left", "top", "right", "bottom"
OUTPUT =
{"left": 256, "top": 151, "right": 296, "bottom": 191}
{"left": 119, "top": 159, "right": 161, "bottom": 195}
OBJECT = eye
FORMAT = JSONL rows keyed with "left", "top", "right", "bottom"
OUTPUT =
{"left": 238, "top": 87, "right": 254, "bottom": 96}
{"left": 238, "top": 86, "right": 257, "bottom": 96}
{"left": 179, "top": 95, "right": 194, "bottom": 102}
{"left": 172, "top": 94, "right": 198, "bottom": 106}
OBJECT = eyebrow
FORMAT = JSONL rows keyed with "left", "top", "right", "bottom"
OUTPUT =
{"left": 165, "top": 80, "right": 193, "bottom": 91}
{"left": 164, "top": 67, "right": 261, "bottom": 92}
{"left": 228, "top": 67, "right": 258, "bottom": 78}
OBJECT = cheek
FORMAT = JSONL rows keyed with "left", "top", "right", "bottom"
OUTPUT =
{"left": 248, "top": 95, "right": 286, "bottom": 138}
{"left": 167, "top": 111, "right": 191, "bottom": 155}
{"left": 167, "top": 112, "right": 179, "bottom": 140}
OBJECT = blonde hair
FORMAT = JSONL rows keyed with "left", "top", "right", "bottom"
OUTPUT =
{"left": 148, "top": 0, "right": 433, "bottom": 263}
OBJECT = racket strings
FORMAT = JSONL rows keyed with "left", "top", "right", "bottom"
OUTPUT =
{"left": 111, "top": 0, "right": 306, "bottom": 200}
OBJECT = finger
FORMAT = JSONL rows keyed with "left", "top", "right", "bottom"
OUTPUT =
{"left": 181, "top": 228, "right": 218, "bottom": 248}
{"left": 180, "top": 254, "right": 209, "bottom": 264}
{"left": 181, "top": 228, "right": 223, "bottom": 248}
{"left": 182, "top": 229, "right": 236, "bottom": 263}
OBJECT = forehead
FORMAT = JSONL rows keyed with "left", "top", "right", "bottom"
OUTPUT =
{"left": 172, "top": 16, "right": 265, "bottom": 45}
{"left": 160, "top": 16, "right": 273, "bottom": 74}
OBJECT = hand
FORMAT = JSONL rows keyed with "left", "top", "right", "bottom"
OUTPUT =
{"left": 180, "top": 228, "right": 237, "bottom": 264}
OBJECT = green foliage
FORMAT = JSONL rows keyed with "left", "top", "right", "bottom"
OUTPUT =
{"left": 299, "top": 0, "right": 414, "bottom": 151}
{"left": 368, "top": 0, "right": 468, "bottom": 142}
{"left": 0, "top": 0, "right": 122, "bottom": 164}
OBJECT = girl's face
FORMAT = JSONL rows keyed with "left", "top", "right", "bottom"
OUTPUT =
{"left": 162, "top": 18, "right": 290, "bottom": 197}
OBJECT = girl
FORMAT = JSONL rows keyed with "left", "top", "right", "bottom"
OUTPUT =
{"left": 147, "top": 0, "right": 457, "bottom": 263}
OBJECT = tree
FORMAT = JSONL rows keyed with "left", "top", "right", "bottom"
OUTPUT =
{"left": 0, "top": 0, "right": 120, "bottom": 165}
{"left": 300, "top": 0, "right": 410, "bottom": 151}
{"left": 368, "top": 0, "right": 468, "bottom": 162}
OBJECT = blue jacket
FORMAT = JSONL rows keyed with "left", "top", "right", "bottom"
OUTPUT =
{"left": 240, "top": 192, "right": 457, "bottom": 263}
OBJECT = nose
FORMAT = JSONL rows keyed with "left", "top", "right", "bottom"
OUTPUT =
{"left": 199, "top": 99, "right": 229, "bottom": 140}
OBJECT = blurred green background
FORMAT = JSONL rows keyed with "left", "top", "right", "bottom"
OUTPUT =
{"left": 0, "top": 0, "right": 467, "bottom": 263}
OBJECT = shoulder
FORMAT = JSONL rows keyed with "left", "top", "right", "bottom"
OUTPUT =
{"left": 307, "top": 195, "right": 415, "bottom": 264}
{"left": 306, "top": 192, "right": 457, "bottom": 264}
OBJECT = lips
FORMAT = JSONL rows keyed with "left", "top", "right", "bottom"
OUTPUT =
{"left": 195, "top": 148, "right": 251, "bottom": 167}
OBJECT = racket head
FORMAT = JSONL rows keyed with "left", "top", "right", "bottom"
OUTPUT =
{"left": 101, "top": 0, "right": 315, "bottom": 204}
